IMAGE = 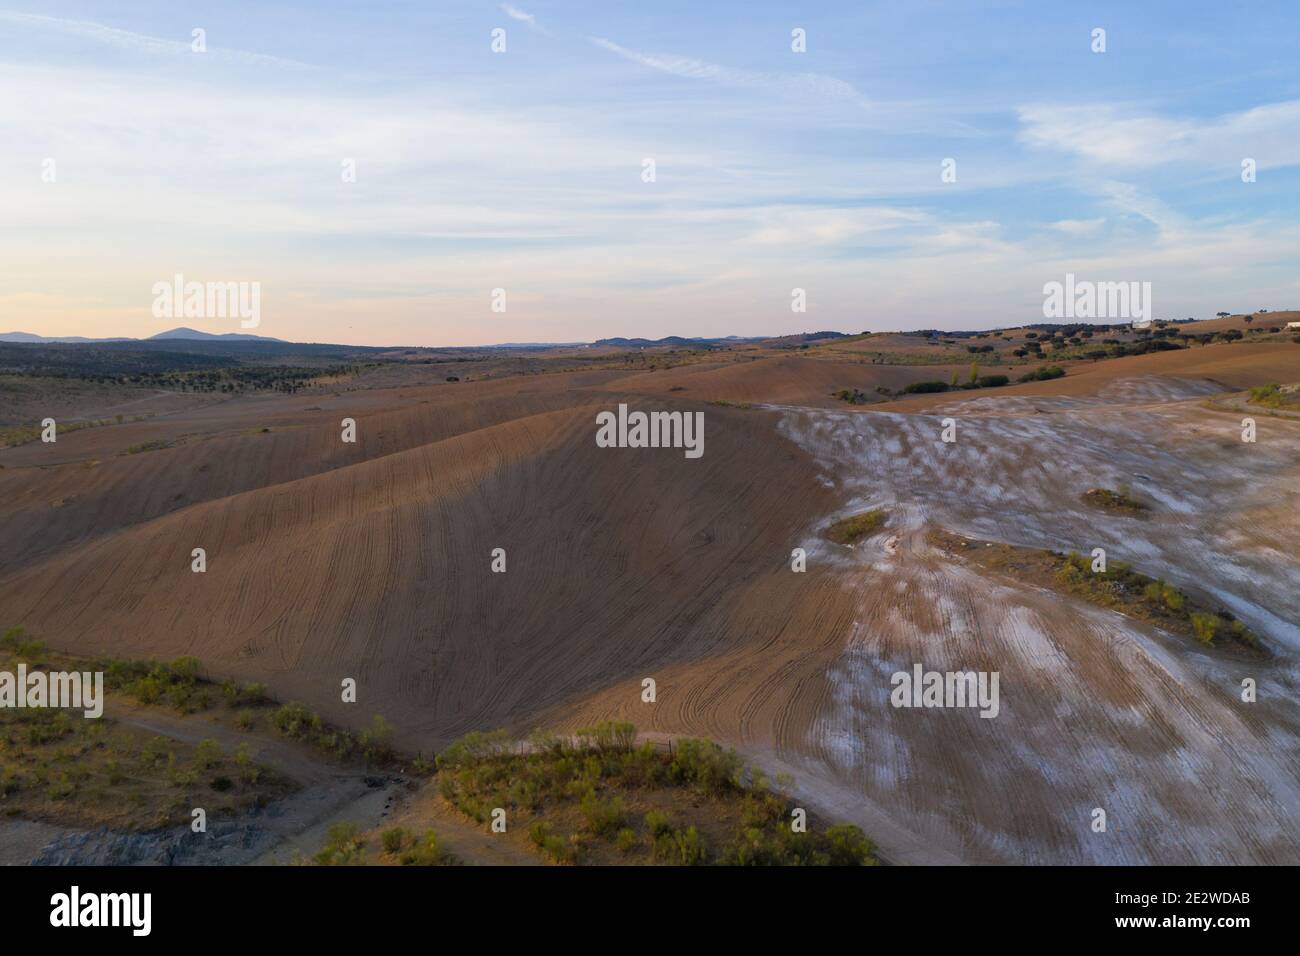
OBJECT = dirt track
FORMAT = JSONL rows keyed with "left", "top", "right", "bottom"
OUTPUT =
{"left": 2, "top": 343, "right": 1297, "bottom": 864}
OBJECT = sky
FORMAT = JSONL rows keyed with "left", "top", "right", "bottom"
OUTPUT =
{"left": 1, "top": 1, "right": 1298, "bottom": 346}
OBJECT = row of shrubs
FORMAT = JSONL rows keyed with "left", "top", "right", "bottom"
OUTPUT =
{"left": 435, "top": 722, "right": 877, "bottom": 866}
{"left": 270, "top": 702, "right": 396, "bottom": 765}
{"left": 101, "top": 656, "right": 270, "bottom": 715}
{"left": 3, "top": 630, "right": 398, "bottom": 767}
{"left": 1055, "top": 552, "right": 1260, "bottom": 651}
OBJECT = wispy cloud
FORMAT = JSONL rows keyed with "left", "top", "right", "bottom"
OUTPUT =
{"left": 589, "top": 36, "right": 867, "bottom": 105}
{"left": 1018, "top": 100, "right": 1300, "bottom": 172}
{"left": 0, "top": 10, "right": 309, "bottom": 68}
{"left": 500, "top": 4, "right": 550, "bottom": 36}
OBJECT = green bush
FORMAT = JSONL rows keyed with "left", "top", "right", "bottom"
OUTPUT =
{"left": 436, "top": 729, "right": 512, "bottom": 769}
{"left": 825, "top": 509, "right": 887, "bottom": 545}
{"left": 398, "top": 829, "right": 456, "bottom": 866}
{"left": 381, "top": 827, "right": 408, "bottom": 854}
{"left": 271, "top": 702, "right": 321, "bottom": 739}
{"left": 0, "top": 627, "right": 46, "bottom": 662}
{"left": 1018, "top": 365, "right": 1066, "bottom": 382}
{"left": 901, "top": 380, "right": 949, "bottom": 394}
{"left": 579, "top": 789, "right": 627, "bottom": 836}
{"left": 193, "top": 739, "right": 222, "bottom": 769}
{"left": 823, "top": 825, "right": 876, "bottom": 865}
{"left": 313, "top": 822, "right": 365, "bottom": 866}
{"left": 644, "top": 809, "right": 674, "bottom": 838}
{"left": 1190, "top": 612, "right": 1218, "bottom": 645}
{"left": 669, "top": 739, "right": 743, "bottom": 795}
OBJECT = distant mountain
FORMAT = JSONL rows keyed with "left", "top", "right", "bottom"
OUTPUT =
{"left": 149, "top": 327, "right": 284, "bottom": 342}
{"left": 1, "top": 328, "right": 281, "bottom": 344}
{"left": 0, "top": 331, "right": 133, "bottom": 343}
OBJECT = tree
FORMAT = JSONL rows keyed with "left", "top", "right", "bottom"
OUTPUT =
{"left": 1216, "top": 312, "right": 1230, "bottom": 318}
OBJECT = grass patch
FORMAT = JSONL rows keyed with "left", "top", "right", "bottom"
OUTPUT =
{"left": 825, "top": 509, "right": 888, "bottom": 545}
{"left": 0, "top": 418, "right": 112, "bottom": 448}
{"left": 1081, "top": 487, "right": 1148, "bottom": 514}
{"left": 0, "top": 641, "right": 295, "bottom": 830}
{"left": 1247, "top": 383, "right": 1300, "bottom": 410}
{"left": 433, "top": 722, "right": 876, "bottom": 866}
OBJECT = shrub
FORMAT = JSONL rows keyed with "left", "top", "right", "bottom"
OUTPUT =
{"left": 580, "top": 790, "right": 627, "bottom": 836}
{"left": 381, "top": 827, "right": 408, "bottom": 854}
{"left": 193, "top": 739, "right": 222, "bottom": 769}
{"left": 673, "top": 825, "right": 706, "bottom": 865}
{"left": 823, "top": 824, "right": 877, "bottom": 866}
{"left": 313, "top": 822, "right": 365, "bottom": 866}
{"left": 271, "top": 702, "right": 321, "bottom": 739}
{"left": 825, "top": 509, "right": 887, "bottom": 545}
{"left": 976, "top": 374, "right": 1009, "bottom": 388}
{"left": 615, "top": 828, "right": 638, "bottom": 854}
{"left": 528, "top": 821, "right": 578, "bottom": 864}
{"left": 0, "top": 627, "right": 46, "bottom": 662}
{"left": 901, "top": 380, "right": 949, "bottom": 394}
{"left": 436, "top": 729, "right": 512, "bottom": 769}
{"left": 1162, "top": 585, "right": 1184, "bottom": 612}
{"left": 223, "top": 680, "right": 268, "bottom": 707}
{"left": 1082, "top": 488, "right": 1146, "bottom": 513}
{"left": 170, "top": 657, "right": 202, "bottom": 684}
{"left": 670, "top": 739, "right": 743, "bottom": 795}
{"left": 1190, "top": 612, "right": 1218, "bottom": 645}
{"left": 528, "top": 821, "right": 550, "bottom": 849}
{"left": 1018, "top": 365, "right": 1066, "bottom": 383}
{"left": 360, "top": 715, "right": 394, "bottom": 763}
{"left": 644, "top": 810, "right": 674, "bottom": 838}
{"left": 398, "top": 830, "right": 456, "bottom": 865}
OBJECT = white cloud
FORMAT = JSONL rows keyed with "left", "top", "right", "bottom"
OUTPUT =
{"left": 590, "top": 36, "right": 867, "bottom": 104}
{"left": 1018, "top": 100, "right": 1300, "bottom": 172}
{"left": 499, "top": 4, "right": 550, "bottom": 36}
{"left": 0, "top": 10, "right": 309, "bottom": 68}
{"left": 1049, "top": 218, "right": 1106, "bottom": 236}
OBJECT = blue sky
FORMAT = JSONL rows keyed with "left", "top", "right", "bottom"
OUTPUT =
{"left": 2, "top": 1, "right": 1298, "bottom": 345}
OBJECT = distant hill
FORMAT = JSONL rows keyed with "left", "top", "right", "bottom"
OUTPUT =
{"left": 149, "top": 327, "right": 285, "bottom": 342}
{"left": 0, "top": 332, "right": 133, "bottom": 343}
{"left": 1, "top": 327, "right": 282, "bottom": 344}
